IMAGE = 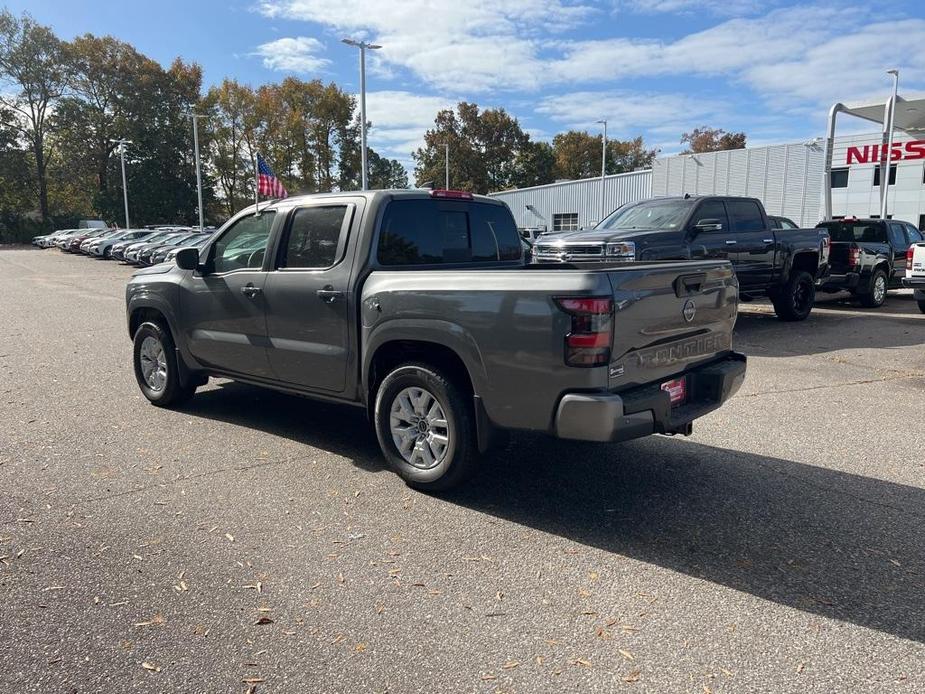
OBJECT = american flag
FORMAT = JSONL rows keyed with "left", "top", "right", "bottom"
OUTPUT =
{"left": 257, "top": 153, "right": 288, "bottom": 199}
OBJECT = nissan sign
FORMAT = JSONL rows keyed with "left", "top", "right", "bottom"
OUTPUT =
{"left": 846, "top": 139, "right": 925, "bottom": 165}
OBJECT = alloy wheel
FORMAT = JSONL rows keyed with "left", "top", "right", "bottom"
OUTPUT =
{"left": 139, "top": 336, "right": 168, "bottom": 392}
{"left": 389, "top": 386, "right": 450, "bottom": 469}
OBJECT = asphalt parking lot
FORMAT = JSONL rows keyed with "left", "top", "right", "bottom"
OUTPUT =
{"left": 1, "top": 247, "right": 924, "bottom": 693}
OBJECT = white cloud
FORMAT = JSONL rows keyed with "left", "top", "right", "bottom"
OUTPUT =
{"left": 253, "top": 36, "right": 331, "bottom": 73}
{"left": 537, "top": 90, "right": 723, "bottom": 137}
{"left": 257, "top": 0, "right": 592, "bottom": 92}
{"left": 616, "top": 0, "right": 767, "bottom": 16}
{"left": 363, "top": 90, "right": 457, "bottom": 163}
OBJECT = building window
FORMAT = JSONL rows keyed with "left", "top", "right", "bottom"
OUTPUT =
{"left": 919, "top": 214, "right": 925, "bottom": 232}
{"left": 830, "top": 168, "right": 849, "bottom": 188}
{"left": 872, "top": 165, "right": 896, "bottom": 187}
{"left": 553, "top": 213, "right": 579, "bottom": 232}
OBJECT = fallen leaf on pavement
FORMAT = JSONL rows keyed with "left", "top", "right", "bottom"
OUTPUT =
{"left": 141, "top": 662, "right": 160, "bottom": 672}
{"left": 624, "top": 670, "right": 641, "bottom": 683}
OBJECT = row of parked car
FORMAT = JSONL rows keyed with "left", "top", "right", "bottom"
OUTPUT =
{"left": 31, "top": 226, "right": 215, "bottom": 266}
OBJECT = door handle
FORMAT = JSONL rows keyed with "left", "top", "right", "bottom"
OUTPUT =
{"left": 763, "top": 238, "right": 774, "bottom": 243}
{"left": 241, "top": 283, "right": 262, "bottom": 298}
{"left": 316, "top": 287, "right": 344, "bottom": 303}
{"left": 725, "top": 240, "right": 737, "bottom": 245}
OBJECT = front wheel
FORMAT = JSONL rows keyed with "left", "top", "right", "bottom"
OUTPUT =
{"left": 374, "top": 363, "right": 479, "bottom": 492}
{"left": 859, "top": 269, "right": 888, "bottom": 308}
{"left": 772, "top": 270, "right": 815, "bottom": 321}
{"left": 917, "top": 299, "right": 925, "bottom": 314}
{"left": 132, "top": 321, "right": 197, "bottom": 407}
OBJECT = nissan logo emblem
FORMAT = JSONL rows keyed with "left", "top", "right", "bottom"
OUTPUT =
{"left": 682, "top": 299, "right": 696, "bottom": 323}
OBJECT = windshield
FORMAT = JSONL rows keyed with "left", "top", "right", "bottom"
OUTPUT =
{"left": 596, "top": 199, "right": 693, "bottom": 231}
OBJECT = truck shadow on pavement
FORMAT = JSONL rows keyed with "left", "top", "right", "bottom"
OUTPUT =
{"left": 735, "top": 294, "right": 924, "bottom": 358}
{"left": 450, "top": 434, "right": 925, "bottom": 644}
{"left": 181, "top": 382, "right": 924, "bottom": 644}
{"left": 179, "top": 381, "right": 386, "bottom": 474}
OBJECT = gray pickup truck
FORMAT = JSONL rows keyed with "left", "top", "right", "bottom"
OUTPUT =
{"left": 125, "top": 190, "right": 746, "bottom": 490}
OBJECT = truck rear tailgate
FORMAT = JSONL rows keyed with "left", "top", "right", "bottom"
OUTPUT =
{"left": 605, "top": 260, "right": 738, "bottom": 390}
{"left": 827, "top": 241, "right": 854, "bottom": 275}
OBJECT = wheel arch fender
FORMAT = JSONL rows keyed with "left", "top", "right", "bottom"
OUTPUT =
{"left": 362, "top": 319, "right": 489, "bottom": 408}
{"left": 126, "top": 296, "right": 199, "bottom": 383}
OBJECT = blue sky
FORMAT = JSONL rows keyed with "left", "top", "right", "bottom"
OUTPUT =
{"left": 8, "top": 0, "right": 925, "bottom": 172}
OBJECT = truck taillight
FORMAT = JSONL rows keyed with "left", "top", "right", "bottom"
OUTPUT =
{"left": 848, "top": 247, "right": 860, "bottom": 268}
{"left": 554, "top": 297, "right": 613, "bottom": 367}
{"left": 430, "top": 189, "right": 473, "bottom": 200}
{"left": 908, "top": 246, "right": 915, "bottom": 272}
{"left": 820, "top": 236, "right": 830, "bottom": 264}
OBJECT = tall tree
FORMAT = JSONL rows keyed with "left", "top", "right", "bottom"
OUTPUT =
{"left": 551, "top": 131, "right": 657, "bottom": 180}
{"left": 413, "top": 102, "right": 535, "bottom": 194}
{"left": 0, "top": 105, "right": 31, "bottom": 217}
{"left": 0, "top": 10, "right": 70, "bottom": 219}
{"left": 680, "top": 126, "right": 747, "bottom": 154}
{"left": 511, "top": 140, "right": 556, "bottom": 189}
{"left": 202, "top": 79, "right": 256, "bottom": 216}
{"left": 367, "top": 149, "right": 409, "bottom": 190}
{"left": 52, "top": 35, "right": 147, "bottom": 198}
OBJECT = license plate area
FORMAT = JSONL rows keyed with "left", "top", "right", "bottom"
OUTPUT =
{"left": 661, "top": 376, "right": 688, "bottom": 407}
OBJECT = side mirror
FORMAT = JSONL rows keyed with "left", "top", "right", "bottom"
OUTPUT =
{"left": 693, "top": 219, "right": 723, "bottom": 233}
{"left": 175, "top": 246, "right": 200, "bottom": 271}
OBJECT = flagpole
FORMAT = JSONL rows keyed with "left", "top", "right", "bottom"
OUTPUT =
{"left": 254, "top": 151, "right": 259, "bottom": 216}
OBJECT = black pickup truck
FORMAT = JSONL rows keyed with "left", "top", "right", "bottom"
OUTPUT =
{"left": 816, "top": 218, "right": 925, "bottom": 308}
{"left": 532, "top": 195, "right": 830, "bottom": 321}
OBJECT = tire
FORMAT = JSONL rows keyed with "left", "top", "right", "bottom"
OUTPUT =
{"left": 374, "top": 363, "right": 478, "bottom": 492}
{"left": 918, "top": 300, "right": 925, "bottom": 315}
{"left": 859, "top": 268, "right": 888, "bottom": 308}
{"left": 132, "top": 321, "right": 197, "bottom": 407}
{"left": 771, "top": 270, "right": 815, "bottom": 321}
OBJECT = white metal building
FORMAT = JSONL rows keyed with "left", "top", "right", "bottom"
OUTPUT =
{"left": 489, "top": 169, "right": 652, "bottom": 231}
{"left": 491, "top": 132, "right": 925, "bottom": 231}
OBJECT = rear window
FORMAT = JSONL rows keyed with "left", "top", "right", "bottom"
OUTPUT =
{"left": 377, "top": 199, "right": 522, "bottom": 266}
{"left": 817, "top": 221, "right": 887, "bottom": 243}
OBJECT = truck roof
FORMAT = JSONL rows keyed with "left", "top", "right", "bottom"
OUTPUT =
{"left": 253, "top": 188, "right": 504, "bottom": 212}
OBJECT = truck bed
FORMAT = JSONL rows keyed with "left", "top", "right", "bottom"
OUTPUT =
{"left": 360, "top": 258, "right": 739, "bottom": 433}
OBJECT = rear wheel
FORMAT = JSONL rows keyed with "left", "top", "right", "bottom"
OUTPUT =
{"left": 374, "top": 363, "right": 478, "bottom": 492}
{"left": 132, "top": 321, "right": 197, "bottom": 407}
{"left": 918, "top": 299, "right": 925, "bottom": 314}
{"left": 772, "top": 270, "right": 815, "bottom": 321}
{"left": 859, "top": 268, "right": 888, "bottom": 308}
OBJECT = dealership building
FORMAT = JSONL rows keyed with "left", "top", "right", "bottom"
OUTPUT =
{"left": 491, "top": 98, "right": 925, "bottom": 233}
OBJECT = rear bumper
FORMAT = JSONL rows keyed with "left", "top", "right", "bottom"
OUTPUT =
{"left": 554, "top": 352, "right": 747, "bottom": 443}
{"left": 902, "top": 275, "right": 925, "bottom": 299}
{"left": 820, "top": 272, "right": 859, "bottom": 291}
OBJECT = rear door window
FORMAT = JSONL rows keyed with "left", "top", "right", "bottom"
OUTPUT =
{"left": 279, "top": 205, "right": 350, "bottom": 269}
{"left": 903, "top": 224, "right": 923, "bottom": 244}
{"left": 726, "top": 200, "right": 765, "bottom": 232}
{"left": 378, "top": 199, "right": 522, "bottom": 266}
{"left": 888, "top": 222, "right": 907, "bottom": 248}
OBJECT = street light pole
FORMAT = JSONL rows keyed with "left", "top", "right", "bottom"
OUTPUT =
{"left": 880, "top": 69, "right": 899, "bottom": 220}
{"left": 342, "top": 38, "right": 382, "bottom": 191}
{"left": 596, "top": 119, "right": 607, "bottom": 223}
{"left": 189, "top": 113, "right": 206, "bottom": 230}
{"left": 110, "top": 138, "right": 132, "bottom": 229}
{"left": 445, "top": 143, "right": 450, "bottom": 190}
